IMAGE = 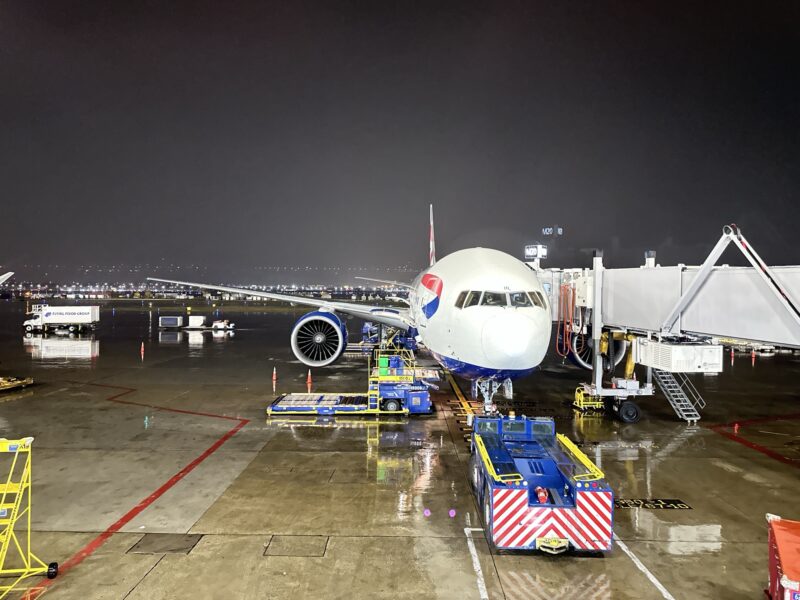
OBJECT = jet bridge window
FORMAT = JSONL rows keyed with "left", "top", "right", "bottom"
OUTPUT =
{"left": 481, "top": 292, "right": 507, "bottom": 307}
{"left": 509, "top": 292, "right": 532, "bottom": 307}
{"left": 528, "top": 291, "right": 547, "bottom": 309}
{"left": 462, "top": 291, "right": 482, "bottom": 308}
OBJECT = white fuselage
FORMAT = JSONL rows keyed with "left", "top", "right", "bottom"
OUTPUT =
{"left": 407, "top": 248, "right": 551, "bottom": 379}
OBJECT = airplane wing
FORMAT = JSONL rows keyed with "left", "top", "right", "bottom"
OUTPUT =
{"left": 0, "top": 272, "right": 14, "bottom": 285}
{"left": 354, "top": 276, "right": 413, "bottom": 290}
{"left": 147, "top": 277, "right": 413, "bottom": 330}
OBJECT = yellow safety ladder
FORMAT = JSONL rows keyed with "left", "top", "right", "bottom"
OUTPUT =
{"left": 0, "top": 437, "right": 57, "bottom": 598}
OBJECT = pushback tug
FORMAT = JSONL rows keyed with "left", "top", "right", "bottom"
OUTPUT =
{"left": 470, "top": 413, "right": 613, "bottom": 553}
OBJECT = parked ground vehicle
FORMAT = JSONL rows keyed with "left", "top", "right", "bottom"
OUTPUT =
{"left": 23, "top": 305, "right": 99, "bottom": 333}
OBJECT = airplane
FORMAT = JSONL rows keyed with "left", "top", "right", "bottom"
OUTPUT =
{"left": 0, "top": 272, "right": 14, "bottom": 286}
{"left": 149, "top": 206, "right": 552, "bottom": 409}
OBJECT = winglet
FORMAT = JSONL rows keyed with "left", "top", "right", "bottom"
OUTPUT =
{"left": 0, "top": 272, "right": 14, "bottom": 286}
{"left": 429, "top": 204, "right": 436, "bottom": 267}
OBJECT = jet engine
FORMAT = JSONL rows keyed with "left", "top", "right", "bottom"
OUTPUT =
{"left": 562, "top": 332, "right": 628, "bottom": 370}
{"left": 290, "top": 311, "right": 348, "bottom": 367}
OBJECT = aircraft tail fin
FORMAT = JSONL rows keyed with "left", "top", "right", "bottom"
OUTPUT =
{"left": 0, "top": 272, "right": 14, "bottom": 286}
{"left": 429, "top": 204, "right": 436, "bottom": 267}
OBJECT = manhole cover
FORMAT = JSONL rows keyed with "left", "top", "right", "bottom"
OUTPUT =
{"left": 127, "top": 533, "right": 203, "bottom": 555}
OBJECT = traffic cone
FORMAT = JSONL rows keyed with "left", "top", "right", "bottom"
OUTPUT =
{"left": 272, "top": 367, "right": 278, "bottom": 382}
{"left": 140, "top": 342, "right": 145, "bottom": 361}
{"left": 306, "top": 369, "right": 312, "bottom": 385}
{"left": 751, "top": 349, "right": 756, "bottom": 366}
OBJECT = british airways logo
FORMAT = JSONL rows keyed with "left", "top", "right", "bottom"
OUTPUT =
{"left": 421, "top": 274, "right": 443, "bottom": 319}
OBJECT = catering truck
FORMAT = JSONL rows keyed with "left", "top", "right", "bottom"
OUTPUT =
{"left": 23, "top": 305, "right": 100, "bottom": 333}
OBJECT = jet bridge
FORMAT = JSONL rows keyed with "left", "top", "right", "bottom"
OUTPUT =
{"left": 539, "top": 225, "right": 800, "bottom": 424}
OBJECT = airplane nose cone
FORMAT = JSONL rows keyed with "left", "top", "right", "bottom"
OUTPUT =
{"left": 482, "top": 312, "right": 549, "bottom": 367}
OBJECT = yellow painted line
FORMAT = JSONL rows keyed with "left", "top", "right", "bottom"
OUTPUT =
{"left": 445, "top": 371, "right": 480, "bottom": 417}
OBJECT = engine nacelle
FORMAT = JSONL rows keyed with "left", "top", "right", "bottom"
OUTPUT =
{"left": 290, "top": 311, "right": 348, "bottom": 367}
{"left": 562, "top": 332, "right": 628, "bottom": 370}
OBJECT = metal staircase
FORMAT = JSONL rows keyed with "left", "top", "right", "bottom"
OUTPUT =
{"left": 652, "top": 370, "right": 705, "bottom": 424}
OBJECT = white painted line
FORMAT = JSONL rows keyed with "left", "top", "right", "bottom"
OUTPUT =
{"left": 464, "top": 528, "right": 489, "bottom": 600}
{"left": 464, "top": 513, "right": 489, "bottom": 600}
{"left": 614, "top": 534, "right": 676, "bottom": 600}
{"left": 44, "top": 387, "right": 69, "bottom": 397}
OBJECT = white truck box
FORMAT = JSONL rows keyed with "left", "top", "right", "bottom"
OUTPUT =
{"left": 187, "top": 315, "right": 206, "bottom": 328}
{"left": 159, "top": 316, "right": 184, "bottom": 328}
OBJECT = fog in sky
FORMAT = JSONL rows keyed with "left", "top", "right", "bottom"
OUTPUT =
{"left": 1, "top": 1, "right": 798, "bottom": 282}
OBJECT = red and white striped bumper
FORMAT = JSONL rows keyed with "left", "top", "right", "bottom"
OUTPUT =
{"left": 491, "top": 488, "right": 613, "bottom": 551}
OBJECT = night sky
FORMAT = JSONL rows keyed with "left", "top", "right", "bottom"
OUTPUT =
{"left": 2, "top": 2, "right": 798, "bottom": 282}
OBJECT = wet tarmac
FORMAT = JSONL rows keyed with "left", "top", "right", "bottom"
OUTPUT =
{"left": 0, "top": 300, "right": 797, "bottom": 598}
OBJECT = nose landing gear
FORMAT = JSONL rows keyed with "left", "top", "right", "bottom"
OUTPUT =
{"left": 471, "top": 377, "right": 513, "bottom": 413}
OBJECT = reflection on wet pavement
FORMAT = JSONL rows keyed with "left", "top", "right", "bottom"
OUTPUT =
{"left": 0, "top": 303, "right": 798, "bottom": 598}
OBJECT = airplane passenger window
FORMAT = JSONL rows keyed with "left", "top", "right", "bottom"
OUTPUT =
{"left": 481, "top": 292, "right": 507, "bottom": 306}
{"left": 463, "top": 291, "right": 481, "bottom": 308}
{"left": 455, "top": 291, "right": 468, "bottom": 308}
{"left": 528, "top": 291, "right": 546, "bottom": 308}
{"left": 509, "top": 292, "right": 531, "bottom": 307}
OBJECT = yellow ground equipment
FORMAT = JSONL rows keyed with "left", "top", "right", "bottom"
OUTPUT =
{"left": 0, "top": 437, "right": 57, "bottom": 598}
{"left": 573, "top": 386, "right": 605, "bottom": 411}
{"left": 0, "top": 378, "right": 33, "bottom": 394}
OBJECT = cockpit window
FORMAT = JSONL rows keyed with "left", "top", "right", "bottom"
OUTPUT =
{"left": 455, "top": 291, "right": 468, "bottom": 308}
{"left": 481, "top": 292, "right": 507, "bottom": 306}
{"left": 509, "top": 292, "right": 531, "bottom": 307}
{"left": 528, "top": 291, "right": 547, "bottom": 309}
{"left": 463, "top": 291, "right": 482, "bottom": 308}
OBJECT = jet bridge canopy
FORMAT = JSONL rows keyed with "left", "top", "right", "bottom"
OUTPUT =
{"left": 602, "top": 265, "right": 800, "bottom": 347}
{"left": 541, "top": 226, "right": 800, "bottom": 348}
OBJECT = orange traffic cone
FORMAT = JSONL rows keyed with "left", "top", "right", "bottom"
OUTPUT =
{"left": 140, "top": 342, "right": 145, "bottom": 361}
{"left": 306, "top": 369, "right": 312, "bottom": 385}
{"left": 751, "top": 349, "right": 756, "bottom": 366}
{"left": 272, "top": 367, "right": 278, "bottom": 382}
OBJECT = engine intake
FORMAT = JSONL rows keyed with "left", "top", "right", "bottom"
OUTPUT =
{"left": 290, "top": 311, "right": 348, "bottom": 367}
{"left": 566, "top": 333, "right": 627, "bottom": 370}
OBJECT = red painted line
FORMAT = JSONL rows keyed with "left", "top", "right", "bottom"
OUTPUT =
{"left": 712, "top": 412, "right": 800, "bottom": 429}
{"left": 29, "top": 381, "right": 250, "bottom": 597}
{"left": 69, "top": 381, "right": 244, "bottom": 421}
{"left": 708, "top": 425, "right": 799, "bottom": 469}
{"left": 109, "top": 396, "right": 244, "bottom": 422}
